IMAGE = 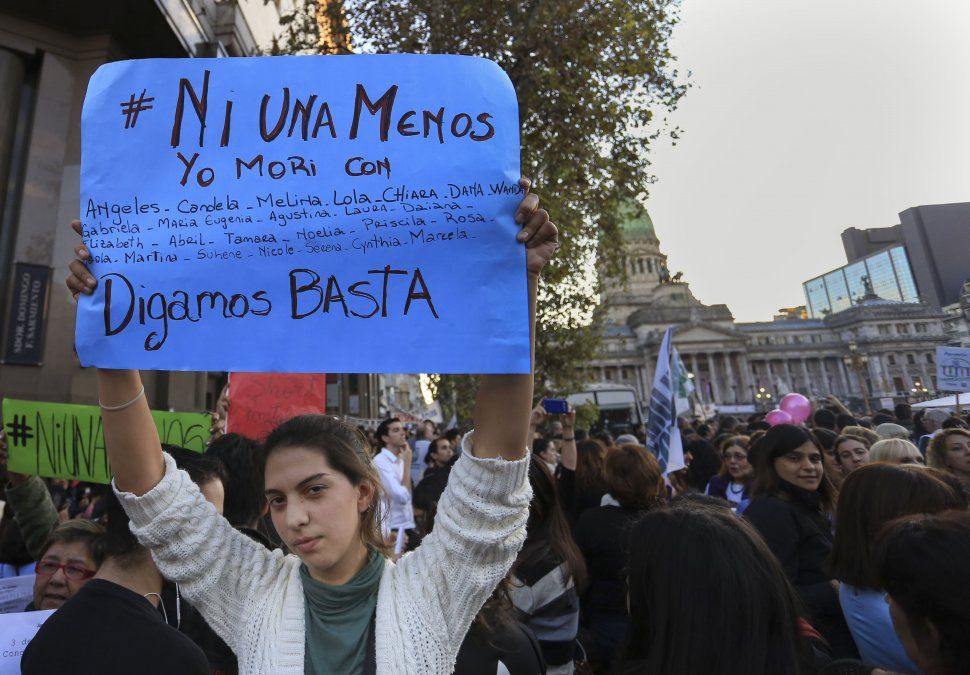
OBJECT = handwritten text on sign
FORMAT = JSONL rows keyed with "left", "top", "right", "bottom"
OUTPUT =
{"left": 76, "top": 55, "right": 529, "bottom": 374}
{"left": 1, "top": 398, "right": 207, "bottom": 483}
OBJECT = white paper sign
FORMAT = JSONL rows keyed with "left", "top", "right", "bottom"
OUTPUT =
{"left": 937, "top": 347, "right": 970, "bottom": 392}
{"left": 0, "top": 609, "right": 54, "bottom": 674}
{"left": 0, "top": 576, "right": 35, "bottom": 615}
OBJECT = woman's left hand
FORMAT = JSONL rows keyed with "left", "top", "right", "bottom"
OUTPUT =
{"left": 514, "top": 178, "right": 559, "bottom": 277}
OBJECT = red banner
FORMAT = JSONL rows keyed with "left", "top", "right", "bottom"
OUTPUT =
{"left": 227, "top": 373, "right": 328, "bottom": 440}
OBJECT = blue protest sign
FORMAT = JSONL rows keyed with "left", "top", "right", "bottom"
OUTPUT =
{"left": 76, "top": 55, "right": 529, "bottom": 373}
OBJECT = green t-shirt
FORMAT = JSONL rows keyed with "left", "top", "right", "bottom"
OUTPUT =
{"left": 300, "top": 550, "right": 384, "bottom": 675}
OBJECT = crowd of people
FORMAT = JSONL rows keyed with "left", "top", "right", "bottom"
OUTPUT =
{"left": 1, "top": 190, "right": 969, "bottom": 674}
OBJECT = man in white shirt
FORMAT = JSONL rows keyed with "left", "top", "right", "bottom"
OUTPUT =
{"left": 373, "top": 418, "right": 415, "bottom": 549}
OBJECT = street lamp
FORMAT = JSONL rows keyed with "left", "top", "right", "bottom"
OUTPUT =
{"left": 910, "top": 379, "right": 930, "bottom": 402}
{"left": 842, "top": 342, "right": 872, "bottom": 415}
{"left": 754, "top": 386, "right": 773, "bottom": 411}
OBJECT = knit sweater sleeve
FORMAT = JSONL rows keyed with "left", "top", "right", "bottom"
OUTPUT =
{"left": 5, "top": 477, "right": 59, "bottom": 560}
{"left": 113, "top": 453, "right": 290, "bottom": 650}
{"left": 378, "top": 431, "right": 531, "bottom": 672}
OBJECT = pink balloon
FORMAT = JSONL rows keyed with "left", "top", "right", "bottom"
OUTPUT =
{"left": 779, "top": 393, "right": 812, "bottom": 424}
{"left": 765, "top": 409, "right": 794, "bottom": 427}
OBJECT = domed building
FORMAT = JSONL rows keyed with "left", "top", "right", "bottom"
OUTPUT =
{"left": 590, "top": 206, "right": 950, "bottom": 413}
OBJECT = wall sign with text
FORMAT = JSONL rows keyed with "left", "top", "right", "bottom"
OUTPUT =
{"left": 76, "top": 55, "right": 529, "bottom": 374}
{"left": 2, "top": 263, "right": 51, "bottom": 366}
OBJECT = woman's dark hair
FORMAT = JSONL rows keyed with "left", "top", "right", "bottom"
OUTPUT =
{"left": 828, "top": 464, "right": 964, "bottom": 588}
{"left": 750, "top": 424, "right": 837, "bottom": 513}
{"left": 812, "top": 427, "right": 837, "bottom": 453}
{"left": 516, "top": 461, "right": 586, "bottom": 590}
{"left": 716, "top": 415, "right": 739, "bottom": 436}
{"left": 602, "top": 444, "right": 664, "bottom": 511}
{"left": 261, "top": 415, "right": 388, "bottom": 555}
{"left": 575, "top": 439, "right": 607, "bottom": 491}
{"left": 836, "top": 413, "right": 857, "bottom": 429}
{"left": 163, "top": 444, "right": 228, "bottom": 490}
{"left": 873, "top": 510, "right": 970, "bottom": 673}
{"left": 684, "top": 439, "right": 721, "bottom": 491}
{"left": 812, "top": 409, "right": 837, "bottom": 431}
{"left": 620, "top": 504, "right": 806, "bottom": 674}
{"left": 204, "top": 433, "right": 264, "bottom": 528}
{"left": 532, "top": 437, "right": 552, "bottom": 457}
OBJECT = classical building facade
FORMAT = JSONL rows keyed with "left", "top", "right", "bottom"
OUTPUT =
{"left": 593, "top": 210, "right": 951, "bottom": 412}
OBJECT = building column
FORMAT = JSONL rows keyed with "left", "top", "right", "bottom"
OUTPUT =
{"left": 836, "top": 358, "right": 850, "bottom": 397}
{"left": 800, "top": 359, "right": 811, "bottom": 393}
{"left": 899, "top": 358, "right": 911, "bottom": 394}
{"left": 723, "top": 352, "right": 737, "bottom": 403}
{"left": 706, "top": 352, "right": 722, "bottom": 404}
{"left": 737, "top": 352, "right": 753, "bottom": 398}
{"left": 782, "top": 360, "right": 796, "bottom": 394}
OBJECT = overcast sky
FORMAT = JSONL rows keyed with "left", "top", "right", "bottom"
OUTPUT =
{"left": 646, "top": 0, "right": 970, "bottom": 322}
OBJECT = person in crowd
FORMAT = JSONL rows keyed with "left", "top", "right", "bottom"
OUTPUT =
{"left": 833, "top": 433, "right": 873, "bottom": 475}
{"left": 23, "top": 488, "right": 211, "bottom": 674}
{"left": 204, "top": 433, "right": 265, "bottom": 530}
{"left": 841, "top": 425, "right": 880, "bottom": 446}
{"left": 576, "top": 444, "right": 665, "bottom": 669}
{"left": 875, "top": 423, "right": 910, "bottom": 440}
{"left": 373, "top": 417, "right": 415, "bottom": 548}
{"left": 614, "top": 503, "right": 829, "bottom": 675}
{"left": 894, "top": 403, "right": 914, "bottom": 434}
{"left": 684, "top": 437, "right": 722, "bottom": 493}
{"left": 715, "top": 415, "right": 740, "bottom": 437}
{"left": 0, "top": 439, "right": 60, "bottom": 561}
{"left": 869, "top": 438, "right": 925, "bottom": 465}
{"left": 412, "top": 437, "right": 455, "bottom": 516}
{"left": 926, "top": 428, "right": 970, "bottom": 489}
{"left": 813, "top": 427, "right": 838, "bottom": 461}
{"left": 705, "top": 435, "right": 753, "bottom": 509}
{"left": 873, "top": 511, "right": 970, "bottom": 675}
{"left": 941, "top": 415, "right": 968, "bottom": 430}
{"left": 411, "top": 422, "right": 434, "bottom": 486}
{"left": 918, "top": 409, "right": 949, "bottom": 453}
{"left": 453, "top": 581, "right": 545, "bottom": 674}
{"left": 743, "top": 424, "right": 856, "bottom": 658}
{"left": 30, "top": 520, "right": 105, "bottom": 611}
{"left": 533, "top": 438, "right": 561, "bottom": 476}
{"left": 871, "top": 411, "right": 895, "bottom": 427}
{"left": 812, "top": 409, "right": 838, "bottom": 432}
{"left": 558, "top": 434, "right": 608, "bottom": 529}
{"left": 62, "top": 183, "right": 557, "bottom": 674}
{"left": 828, "top": 463, "right": 963, "bottom": 673}
{"left": 444, "top": 428, "right": 462, "bottom": 455}
{"left": 836, "top": 414, "right": 858, "bottom": 432}
{"left": 511, "top": 461, "right": 585, "bottom": 674}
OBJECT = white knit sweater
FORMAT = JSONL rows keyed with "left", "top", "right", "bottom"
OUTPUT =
{"left": 115, "top": 432, "right": 530, "bottom": 674}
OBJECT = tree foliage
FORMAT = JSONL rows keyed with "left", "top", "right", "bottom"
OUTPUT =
{"left": 273, "top": 0, "right": 688, "bottom": 423}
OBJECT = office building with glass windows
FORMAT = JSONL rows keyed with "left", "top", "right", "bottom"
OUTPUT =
{"left": 803, "top": 246, "right": 920, "bottom": 318}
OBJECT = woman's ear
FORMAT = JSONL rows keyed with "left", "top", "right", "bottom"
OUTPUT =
{"left": 357, "top": 480, "right": 375, "bottom": 514}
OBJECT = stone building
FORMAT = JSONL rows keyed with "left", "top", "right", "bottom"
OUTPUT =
{"left": 593, "top": 208, "right": 951, "bottom": 412}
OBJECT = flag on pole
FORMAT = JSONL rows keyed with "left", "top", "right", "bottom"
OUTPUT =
{"left": 672, "top": 346, "right": 694, "bottom": 416}
{"left": 647, "top": 327, "right": 686, "bottom": 476}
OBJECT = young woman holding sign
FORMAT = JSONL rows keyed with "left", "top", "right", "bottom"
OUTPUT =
{"left": 65, "top": 179, "right": 557, "bottom": 675}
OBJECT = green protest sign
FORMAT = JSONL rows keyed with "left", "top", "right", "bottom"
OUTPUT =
{"left": 1, "top": 398, "right": 208, "bottom": 483}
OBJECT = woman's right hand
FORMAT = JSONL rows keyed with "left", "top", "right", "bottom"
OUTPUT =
{"left": 65, "top": 220, "right": 96, "bottom": 300}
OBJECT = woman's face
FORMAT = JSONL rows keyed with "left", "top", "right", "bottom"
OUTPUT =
{"left": 773, "top": 441, "right": 824, "bottom": 491}
{"left": 723, "top": 446, "right": 751, "bottom": 480}
{"left": 429, "top": 439, "right": 453, "bottom": 466}
{"left": 264, "top": 446, "right": 373, "bottom": 584}
{"left": 836, "top": 439, "right": 870, "bottom": 472}
{"left": 944, "top": 434, "right": 970, "bottom": 475}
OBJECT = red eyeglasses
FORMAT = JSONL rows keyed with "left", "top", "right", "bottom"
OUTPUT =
{"left": 34, "top": 561, "right": 96, "bottom": 581}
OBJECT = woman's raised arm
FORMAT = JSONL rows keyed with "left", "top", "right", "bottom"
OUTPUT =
{"left": 471, "top": 178, "right": 558, "bottom": 461}
{"left": 67, "top": 219, "right": 165, "bottom": 495}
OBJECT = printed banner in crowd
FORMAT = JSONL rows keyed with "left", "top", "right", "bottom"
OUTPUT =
{"left": 75, "top": 55, "right": 529, "bottom": 374}
{"left": 1, "top": 398, "right": 208, "bottom": 483}
{"left": 937, "top": 346, "right": 970, "bottom": 392}
{"left": 0, "top": 610, "right": 54, "bottom": 673}
{"left": 227, "top": 372, "right": 327, "bottom": 440}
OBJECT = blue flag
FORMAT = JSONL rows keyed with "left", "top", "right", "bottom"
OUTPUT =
{"left": 647, "top": 326, "right": 685, "bottom": 476}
